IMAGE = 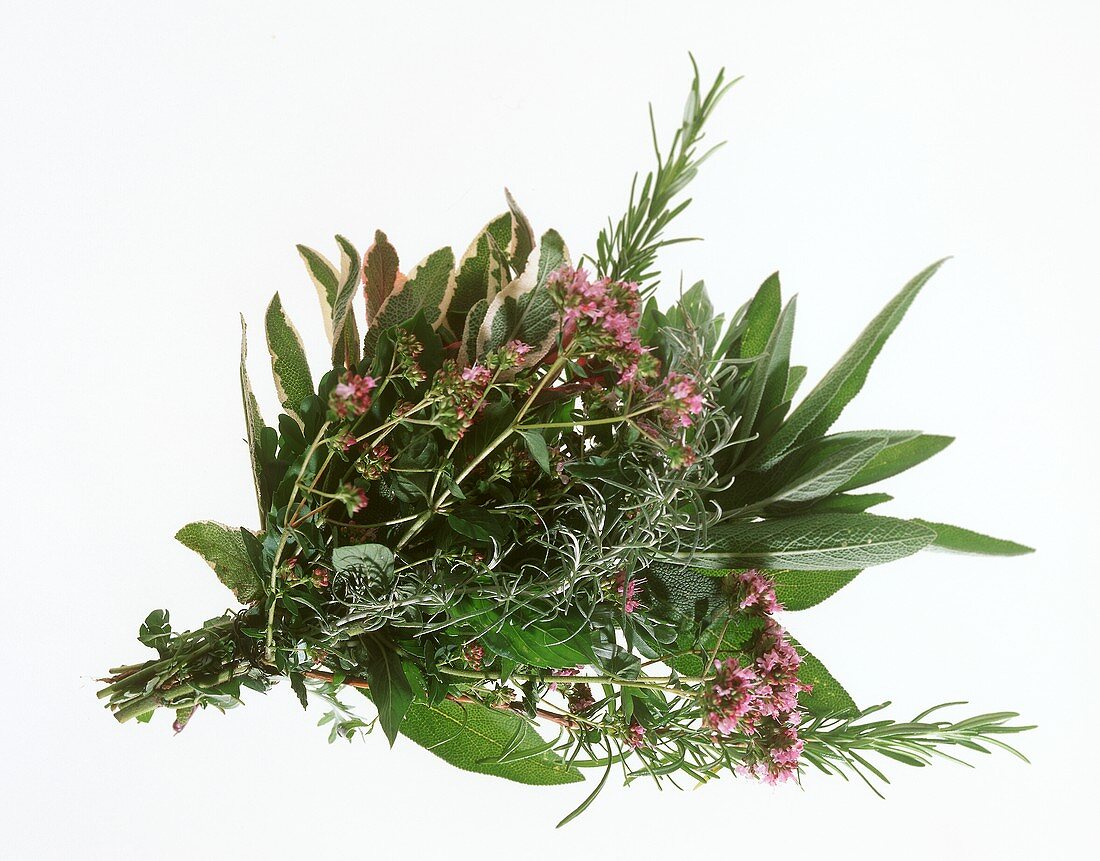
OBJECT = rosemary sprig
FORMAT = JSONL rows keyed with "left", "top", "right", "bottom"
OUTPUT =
{"left": 591, "top": 55, "right": 739, "bottom": 289}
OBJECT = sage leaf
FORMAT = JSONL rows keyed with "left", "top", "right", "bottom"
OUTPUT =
{"left": 295, "top": 243, "right": 340, "bottom": 343}
{"left": 239, "top": 315, "right": 268, "bottom": 525}
{"left": 332, "top": 543, "right": 394, "bottom": 586}
{"left": 394, "top": 696, "right": 583, "bottom": 785}
{"left": 839, "top": 434, "right": 955, "bottom": 491}
{"left": 330, "top": 234, "right": 361, "bottom": 368}
{"left": 364, "top": 246, "right": 455, "bottom": 358}
{"left": 363, "top": 229, "right": 403, "bottom": 325}
{"left": 739, "top": 271, "right": 781, "bottom": 360}
{"left": 913, "top": 520, "right": 1034, "bottom": 556}
{"left": 770, "top": 569, "right": 862, "bottom": 611}
{"left": 753, "top": 259, "right": 948, "bottom": 469}
{"left": 265, "top": 292, "right": 314, "bottom": 426}
{"left": 686, "top": 513, "right": 936, "bottom": 571}
{"left": 789, "top": 635, "right": 858, "bottom": 716}
{"left": 175, "top": 521, "right": 264, "bottom": 604}
{"left": 477, "top": 229, "right": 569, "bottom": 368}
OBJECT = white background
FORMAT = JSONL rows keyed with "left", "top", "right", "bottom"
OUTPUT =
{"left": 1, "top": 2, "right": 1096, "bottom": 857}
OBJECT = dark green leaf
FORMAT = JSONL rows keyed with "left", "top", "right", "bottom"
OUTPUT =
{"left": 789, "top": 635, "right": 858, "bottom": 716}
{"left": 771, "top": 569, "right": 861, "bottom": 611}
{"left": 363, "top": 639, "right": 415, "bottom": 746}
{"left": 519, "top": 429, "right": 552, "bottom": 475}
{"left": 739, "top": 272, "right": 781, "bottom": 359}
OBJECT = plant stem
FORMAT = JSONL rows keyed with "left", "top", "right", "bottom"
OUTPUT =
{"left": 302, "top": 670, "right": 578, "bottom": 729}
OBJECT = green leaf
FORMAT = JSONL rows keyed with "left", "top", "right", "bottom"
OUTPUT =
{"left": 482, "top": 619, "right": 593, "bottom": 669}
{"left": 519, "top": 429, "right": 552, "bottom": 475}
{"left": 138, "top": 609, "right": 171, "bottom": 655}
{"left": 669, "top": 612, "right": 767, "bottom": 677}
{"left": 175, "top": 521, "right": 264, "bottom": 603}
{"left": 739, "top": 271, "right": 781, "bottom": 359}
{"left": 394, "top": 696, "right": 583, "bottom": 785}
{"left": 912, "top": 520, "right": 1034, "bottom": 556}
{"left": 804, "top": 492, "right": 893, "bottom": 513}
{"left": 770, "top": 569, "right": 861, "bottom": 611}
{"left": 450, "top": 212, "right": 514, "bottom": 329}
{"left": 461, "top": 599, "right": 593, "bottom": 668}
{"left": 239, "top": 315, "right": 268, "bottom": 526}
{"left": 644, "top": 562, "right": 724, "bottom": 625}
{"left": 363, "top": 230, "right": 402, "bottom": 325}
{"left": 330, "top": 235, "right": 361, "bottom": 368}
{"left": 789, "top": 635, "right": 857, "bottom": 716}
{"left": 784, "top": 365, "right": 808, "bottom": 402}
{"left": 477, "top": 229, "right": 569, "bottom": 367}
{"left": 839, "top": 434, "right": 954, "bottom": 491}
{"left": 504, "top": 189, "right": 536, "bottom": 273}
{"left": 289, "top": 672, "right": 309, "bottom": 710}
{"left": 460, "top": 297, "right": 490, "bottom": 366}
{"left": 265, "top": 292, "right": 314, "bottom": 426}
{"left": 732, "top": 432, "right": 909, "bottom": 510}
{"left": 332, "top": 543, "right": 394, "bottom": 585}
{"left": 295, "top": 243, "right": 340, "bottom": 343}
{"left": 733, "top": 294, "right": 796, "bottom": 455}
{"left": 685, "top": 513, "right": 936, "bottom": 571}
{"left": 363, "top": 639, "right": 414, "bottom": 746}
{"left": 364, "top": 246, "right": 455, "bottom": 357}
{"left": 753, "top": 259, "right": 948, "bottom": 469}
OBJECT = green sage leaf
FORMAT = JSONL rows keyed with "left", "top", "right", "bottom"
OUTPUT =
{"left": 265, "top": 292, "right": 313, "bottom": 426}
{"left": 394, "top": 696, "right": 583, "bottom": 785}
{"left": 912, "top": 520, "right": 1034, "bottom": 556}
{"left": 686, "top": 513, "right": 936, "bottom": 571}
{"left": 753, "top": 259, "right": 948, "bottom": 469}
{"left": 175, "top": 521, "right": 264, "bottom": 604}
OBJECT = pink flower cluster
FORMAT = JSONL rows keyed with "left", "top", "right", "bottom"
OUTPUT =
{"left": 662, "top": 372, "right": 705, "bottom": 427}
{"left": 626, "top": 719, "right": 647, "bottom": 749}
{"left": 464, "top": 642, "right": 484, "bottom": 671}
{"left": 547, "top": 266, "right": 647, "bottom": 383}
{"left": 613, "top": 570, "right": 644, "bottom": 614}
{"left": 703, "top": 606, "right": 812, "bottom": 784}
{"left": 330, "top": 372, "right": 378, "bottom": 419}
{"left": 733, "top": 568, "right": 782, "bottom": 614}
{"left": 336, "top": 482, "right": 369, "bottom": 516}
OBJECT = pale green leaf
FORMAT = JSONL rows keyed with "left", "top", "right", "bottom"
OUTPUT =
{"left": 330, "top": 235, "right": 361, "bottom": 367}
{"left": 684, "top": 513, "right": 936, "bottom": 570}
{"left": 265, "top": 292, "right": 313, "bottom": 426}
{"left": 295, "top": 244, "right": 340, "bottom": 344}
{"left": 175, "top": 521, "right": 264, "bottom": 604}
{"left": 913, "top": 520, "right": 1034, "bottom": 556}
{"left": 239, "top": 315, "right": 268, "bottom": 525}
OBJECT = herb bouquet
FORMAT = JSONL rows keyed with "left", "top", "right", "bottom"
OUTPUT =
{"left": 100, "top": 62, "right": 1034, "bottom": 822}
